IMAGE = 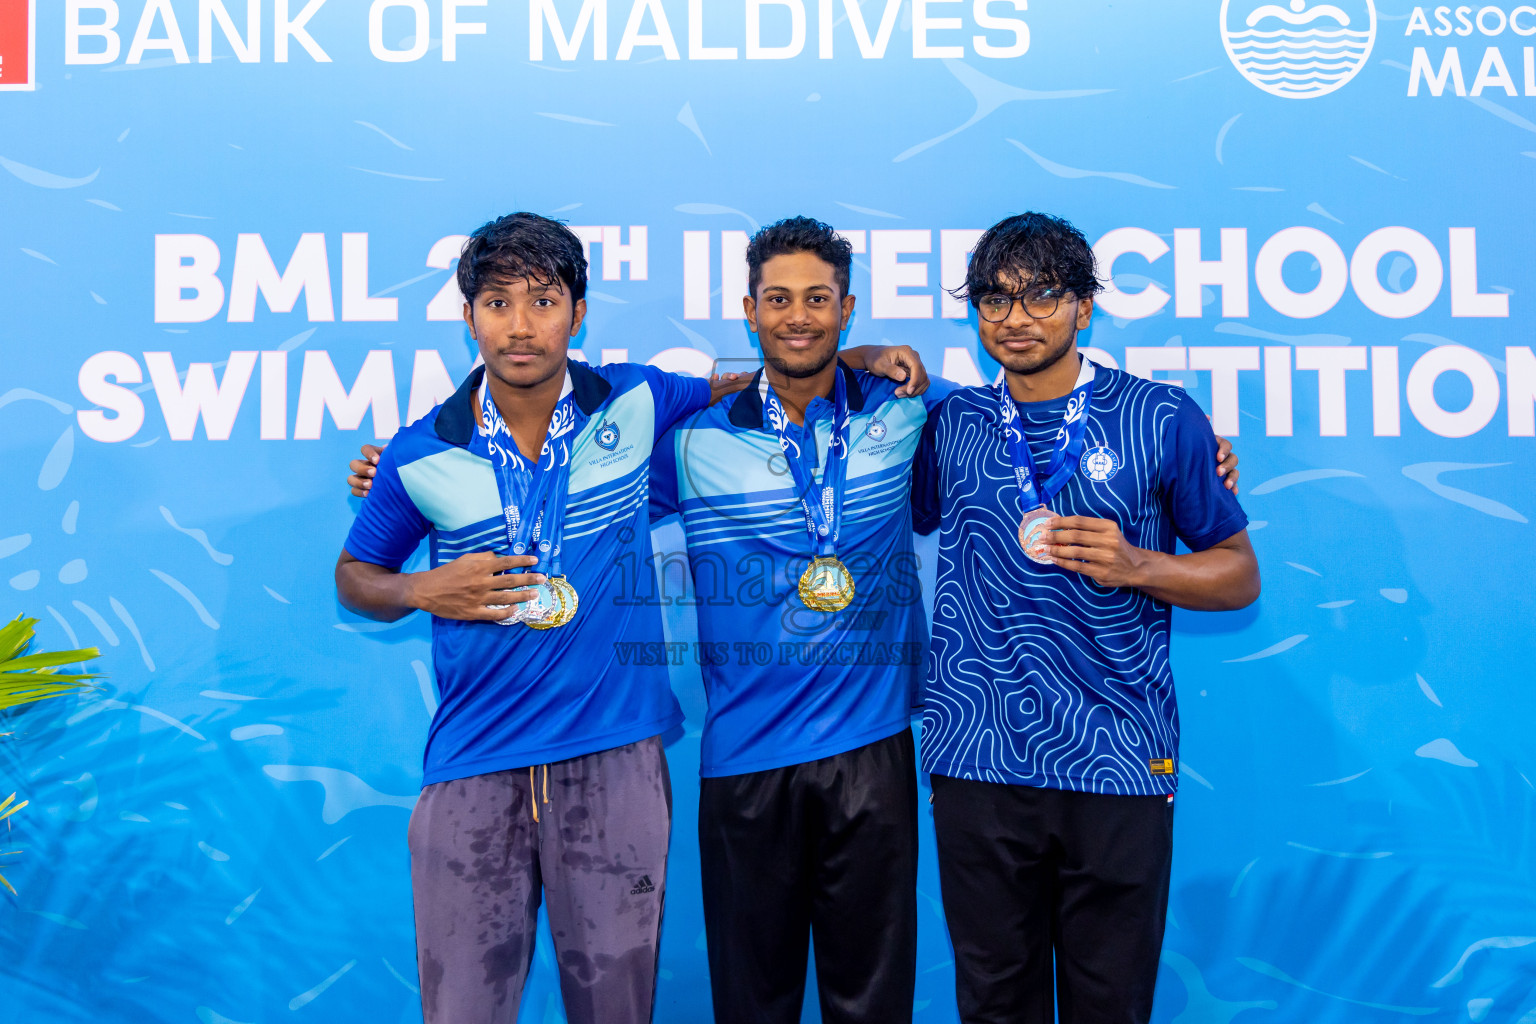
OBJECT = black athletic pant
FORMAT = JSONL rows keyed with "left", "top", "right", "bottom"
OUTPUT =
{"left": 931, "top": 775, "right": 1174, "bottom": 1024}
{"left": 699, "top": 729, "right": 919, "bottom": 1024}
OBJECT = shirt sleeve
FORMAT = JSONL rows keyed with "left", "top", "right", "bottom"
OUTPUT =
{"left": 911, "top": 408, "right": 942, "bottom": 537}
{"left": 648, "top": 425, "right": 682, "bottom": 523}
{"left": 643, "top": 366, "right": 712, "bottom": 438}
{"left": 1159, "top": 393, "right": 1249, "bottom": 552}
{"left": 343, "top": 447, "right": 433, "bottom": 570}
{"left": 920, "top": 375, "right": 962, "bottom": 414}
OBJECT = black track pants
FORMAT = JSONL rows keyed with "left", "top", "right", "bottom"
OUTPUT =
{"left": 699, "top": 729, "right": 919, "bottom": 1024}
{"left": 931, "top": 775, "right": 1174, "bottom": 1024}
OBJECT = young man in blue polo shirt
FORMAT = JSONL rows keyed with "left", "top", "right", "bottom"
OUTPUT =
{"left": 646, "top": 217, "right": 963, "bottom": 1024}
{"left": 336, "top": 213, "right": 724, "bottom": 1024}
{"left": 913, "top": 212, "right": 1260, "bottom": 1024}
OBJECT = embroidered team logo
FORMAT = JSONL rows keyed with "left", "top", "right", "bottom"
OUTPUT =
{"left": 596, "top": 420, "right": 621, "bottom": 451}
{"left": 865, "top": 417, "right": 887, "bottom": 442}
{"left": 1080, "top": 445, "right": 1121, "bottom": 483}
{"left": 1220, "top": 0, "right": 1376, "bottom": 99}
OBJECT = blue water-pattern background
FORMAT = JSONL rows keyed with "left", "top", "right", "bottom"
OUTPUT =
{"left": 2, "top": 2, "right": 1534, "bottom": 1022}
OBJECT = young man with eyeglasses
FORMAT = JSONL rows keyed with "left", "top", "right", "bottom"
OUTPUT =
{"left": 912, "top": 212, "right": 1261, "bottom": 1024}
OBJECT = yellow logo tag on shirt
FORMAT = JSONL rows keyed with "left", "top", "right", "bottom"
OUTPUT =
{"left": 1149, "top": 759, "right": 1176, "bottom": 775}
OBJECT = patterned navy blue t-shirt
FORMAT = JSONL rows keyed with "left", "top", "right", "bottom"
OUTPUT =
{"left": 913, "top": 362, "right": 1248, "bottom": 795}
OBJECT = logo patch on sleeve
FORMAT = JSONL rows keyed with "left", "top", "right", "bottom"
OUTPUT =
{"left": 1149, "top": 758, "right": 1176, "bottom": 775}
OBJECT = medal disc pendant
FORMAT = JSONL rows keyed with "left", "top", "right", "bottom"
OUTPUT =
{"left": 546, "top": 577, "right": 579, "bottom": 627}
{"left": 799, "top": 556, "right": 855, "bottom": 612}
{"left": 522, "top": 582, "right": 563, "bottom": 629}
{"left": 1018, "top": 508, "right": 1056, "bottom": 566}
{"left": 488, "top": 583, "right": 530, "bottom": 626}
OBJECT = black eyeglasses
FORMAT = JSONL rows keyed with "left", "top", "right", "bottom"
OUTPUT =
{"left": 976, "top": 286, "right": 1069, "bottom": 323}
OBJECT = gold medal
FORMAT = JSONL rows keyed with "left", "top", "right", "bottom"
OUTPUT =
{"left": 1018, "top": 507, "right": 1056, "bottom": 566}
{"left": 528, "top": 577, "right": 578, "bottom": 629}
{"left": 548, "top": 576, "right": 579, "bottom": 627}
{"left": 524, "top": 581, "right": 565, "bottom": 630}
{"left": 799, "top": 556, "right": 855, "bottom": 612}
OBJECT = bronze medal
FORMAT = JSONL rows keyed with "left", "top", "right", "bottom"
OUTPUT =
{"left": 1018, "top": 507, "right": 1056, "bottom": 566}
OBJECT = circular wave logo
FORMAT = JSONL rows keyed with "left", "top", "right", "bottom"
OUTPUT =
{"left": 1221, "top": 0, "right": 1376, "bottom": 99}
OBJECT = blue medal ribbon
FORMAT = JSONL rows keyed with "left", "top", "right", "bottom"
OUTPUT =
{"left": 996, "top": 355, "right": 1097, "bottom": 512}
{"left": 479, "top": 372, "right": 585, "bottom": 577}
{"left": 761, "top": 369, "right": 851, "bottom": 560}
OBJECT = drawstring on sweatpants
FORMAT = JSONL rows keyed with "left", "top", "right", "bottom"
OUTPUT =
{"left": 529, "top": 764, "right": 550, "bottom": 822}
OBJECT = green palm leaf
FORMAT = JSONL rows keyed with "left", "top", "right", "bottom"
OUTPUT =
{"left": 0, "top": 617, "right": 103, "bottom": 896}
{"left": 0, "top": 792, "right": 25, "bottom": 894}
{"left": 0, "top": 616, "right": 101, "bottom": 711}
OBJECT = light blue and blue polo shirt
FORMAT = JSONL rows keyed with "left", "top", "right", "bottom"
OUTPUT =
{"left": 650, "top": 362, "right": 956, "bottom": 778}
{"left": 344, "top": 359, "right": 709, "bottom": 786}
{"left": 913, "top": 363, "right": 1249, "bottom": 796}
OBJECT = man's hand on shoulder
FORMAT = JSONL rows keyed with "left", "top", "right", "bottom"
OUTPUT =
{"left": 1215, "top": 436, "right": 1240, "bottom": 494}
{"left": 349, "top": 444, "right": 385, "bottom": 497}
{"left": 708, "top": 371, "right": 752, "bottom": 405}
{"left": 842, "top": 344, "right": 930, "bottom": 397}
{"left": 870, "top": 345, "right": 929, "bottom": 397}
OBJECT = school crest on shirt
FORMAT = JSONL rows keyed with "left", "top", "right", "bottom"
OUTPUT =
{"left": 865, "top": 417, "right": 888, "bottom": 442}
{"left": 596, "top": 420, "right": 621, "bottom": 451}
{"left": 1080, "top": 445, "right": 1121, "bottom": 483}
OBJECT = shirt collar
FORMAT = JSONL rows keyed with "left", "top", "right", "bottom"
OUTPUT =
{"left": 435, "top": 357, "right": 613, "bottom": 447}
{"left": 726, "top": 359, "right": 866, "bottom": 430}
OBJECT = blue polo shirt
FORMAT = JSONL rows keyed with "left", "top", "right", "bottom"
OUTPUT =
{"left": 650, "top": 363, "right": 956, "bottom": 777}
{"left": 344, "top": 360, "right": 709, "bottom": 785}
{"left": 913, "top": 363, "right": 1248, "bottom": 796}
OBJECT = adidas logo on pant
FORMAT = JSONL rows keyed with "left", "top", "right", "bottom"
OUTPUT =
{"left": 630, "top": 875, "right": 656, "bottom": 895}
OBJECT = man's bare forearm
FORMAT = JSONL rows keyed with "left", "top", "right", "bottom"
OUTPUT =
{"left": 839, "top": 345, "right": 878, "bottom": 369}
{"left": 336, "top": 551, "right": 417, "bottom": 622}
{"left": 1128, "top": 533, "right": 1260, "bottom": 611}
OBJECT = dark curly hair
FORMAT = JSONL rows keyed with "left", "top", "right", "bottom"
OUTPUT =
{"left": 456, "top": 212, "right": 588, "bottom": 305}
{"left": 956, "top": 212, "right": 1102, "bottom": 306}
{"left": 746, "top": 216, "right": 853, "bottom": 299}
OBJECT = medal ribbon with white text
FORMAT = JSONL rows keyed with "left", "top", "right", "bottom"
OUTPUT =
{"left": 996, "top": 355, "right": 1097, "bottom": 512}
{"left": 761, "top": 369, "right": 851, "bottom": 560}
{"left": 479, "top": 372, "right": 585, "bottom": 579}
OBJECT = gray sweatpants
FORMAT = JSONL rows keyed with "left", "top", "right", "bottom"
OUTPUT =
{"left": 407, "top": 736, "right": 672, "bottom": 1024}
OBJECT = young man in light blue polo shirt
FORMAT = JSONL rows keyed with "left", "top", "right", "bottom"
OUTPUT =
{"left": 647, "top": 217, "right": 956, "bottom": 1024}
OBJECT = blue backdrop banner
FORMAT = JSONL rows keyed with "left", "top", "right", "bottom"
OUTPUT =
{"left": 2, "top": 1, "right": 1534, "bottom": 1022}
